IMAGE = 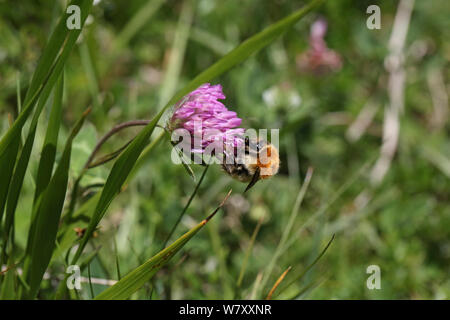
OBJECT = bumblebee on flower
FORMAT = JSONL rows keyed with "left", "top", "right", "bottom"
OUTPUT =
{"left": 166, "top": 83, "right": 280, "bottom": 191}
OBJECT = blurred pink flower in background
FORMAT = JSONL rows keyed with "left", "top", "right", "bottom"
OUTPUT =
{"left": 297, "top": 18, "right": 342, "bottom": 74}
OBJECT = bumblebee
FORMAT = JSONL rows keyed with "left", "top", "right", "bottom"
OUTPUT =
{"left": 222, "top": 137, "right": 280, "bottom": 192}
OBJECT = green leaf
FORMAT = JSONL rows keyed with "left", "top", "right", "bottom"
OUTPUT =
{"left": 260, "top": 167, "right": 314, "bottom": 292}
{"left": 95, "top": 190, "right": 231, "bottom": 300}
{"left": 0, "top": 137, "right": 19, "bottom": 224}
{"left": 71, "top": 0, "right": 325, "bottom": 265}
{"left": 272, "top": 234, "right": 335, "bottom": 299}
{"left": 0, "top": 0, "right": 92, "bottom": 155}
{"left": 161, "top": 164, "right": 209, "bottom": 249}
{"left": 0, "top": 0, "right": 93, "bottom": 223}
{"left": 0, "top": 259, "right": 18, "bottom": 299}
{"left": 114, "top": 0, "right": 166, "bottom": 49}
{"left": 24, "top": 109, "right": 90, "bottom": 299}
{"left": 236, "top": 217, "right": 264, "bottom": 293}
{"left": 34, "top": 72, "right": 65, "bottom": 203}
{"left": 19, "top": 73, "right": 65, "bottom": 270}
{"left": 2, "top": 72, "right": 63, "bottom": 252}
{"left": 161, "top": 0, "right": 325, "bottom": 109}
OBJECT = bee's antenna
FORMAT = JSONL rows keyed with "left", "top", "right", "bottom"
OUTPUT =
{"left": 244, "top": 167, "right": 261, "bottom": 193}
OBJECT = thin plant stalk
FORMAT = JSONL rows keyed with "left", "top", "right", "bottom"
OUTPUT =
{"left": 161, "top": 164, "right": 210, "bottom": 250}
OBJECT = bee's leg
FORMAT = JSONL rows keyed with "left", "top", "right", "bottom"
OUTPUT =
{"left": 244, "top": 167, "right": 261, "bottom": 192}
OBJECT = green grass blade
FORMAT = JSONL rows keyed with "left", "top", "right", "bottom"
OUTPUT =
{"left": 70, "top": 111, "right": 165, "bottom": 264}
{"left": 0, "top": 0, "right": 92, "bottom": 156}
{"left": 0, "top": 0, "right": 93, "bottom": 229}
{"left": 285, "top": 275, "right": 327, "bottom": 300}
{"left": 260, "top": 167, "right": 314, "bottom": 292}
{"left": 114, "top": 0, "right": 166, "bottom": 49}
{"left": 20, "top": 73, "right": 65, "bottom": 270}
{"left": 272, "top": 234, "right": 335, "bottom": 299}
{"left": 0, "top": 258, "right": 17, "bottom": 299}
{"left": 24, "top": 109, "right": 90, "bottom": 298}
{"left": 2, "top": 72, "right": 64, "bottom": 253}
{"left": 157, "top": 0, "right": 194, "bottom": 107}
{"left": 70, "top": 0, "right": 324, "bottom": 266}
{"left": 160, "top": 0, "right": 325, "bottom": 109}
{"left": 279, "top": 158, "right": 374, "bottom": 256}
{"left": 79, "top": 42, "right": 100, "bottom": 110}
{"left": 161, "top": 164, "right": 209, "bottom": 249}
{"left": 236, "top": 217, "right": 264, "bottom": 291}
{"left": 266, "top": 266, "right": 292, "bottom": 300}
{"left": 34, "top": 72, "right": 65, "bottom": 202}
{"left": 0, "top": 138, "right": 19, "bottom": 224}
{"left": 95, "top": 190, "right": 231, "bottom": 300}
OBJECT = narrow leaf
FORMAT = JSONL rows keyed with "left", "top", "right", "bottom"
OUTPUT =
{"left": 95, "top": 190, "right": 232, "bottom": 300}
{"left": 34, "top": 72, "right": 65, "bottom": 202}
{"left": 272, "top": 234, "right": 335, "bottom": 299}
{"left": 0, "top": 0, "right": 93, "bottom": 227}
{"left": 24, "top": 109, "right": 90, "bottom": 298}
{"left": 266, "top": 266, "right": 292, "bottom": 300}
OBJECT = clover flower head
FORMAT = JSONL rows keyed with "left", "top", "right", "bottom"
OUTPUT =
{"left": 168, "top": 83, "right": 245, "bottom": 154}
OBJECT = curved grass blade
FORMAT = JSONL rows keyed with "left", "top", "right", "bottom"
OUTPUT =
{"left": 0, "top": 0, "right": 93, "bottom": 231}
{"left": 70, "top": 111, "right": 165, "bottom": 264}
{"left": 20, "top": 73, "right": 65, "bottom": 269}
{"left": 0, "top": 258, "right": 17, "bottom": 299}
{"left": 271, "top": 234, "right": 335, "bottom": 299}
{"left": 161, "top": 0, "right": 325, "bottom": 110}
{"left": 172, "top": 141, "right": 196, "bottom": 181}
{"left": 34, "top": 72, "right": 65, "bottom": 202}
{"left": 24, "top": 109, "right": 90, "bottom": 299}
{"left": 266, "top": 266, "right": 292, "bottom": 300}
{"left": 54, "top": 133, "right": 165, "bottom": 298}
{"left": 114, "top": 0, "right": 165, "bottom": 49}
{"left": 0, "top": 0, "right": 92, "bottom": 155}
{"left": 279, "top": 157, "right": 374, "bottom": 256}
{"left": 87, "top": 139, "right": 133, "bottom": 169}
{"left": 260, "top": 167, "right": 314, "bottom": 292}
{"left": 70, "top": 0, "right": 325, "bottom": 266}
{"left": 236, "top": 217, "right": 264, "bottom": 294}
{"left": 2, "top": 73, "right": 65, "bottom": 256}
{"left": 126, "top": 131, "right": 165, "bottom": 183}
{"left": 0, "top": 138, "right": 19, "bottom": 224}
{"left": 285, "top": 274, "right": 328, "bottom": 300}
{"left": 161, "top": 164, "right": 209, "bottom": 250}
{"left": 95, "top": 190, "right": 232, "bottom": 300}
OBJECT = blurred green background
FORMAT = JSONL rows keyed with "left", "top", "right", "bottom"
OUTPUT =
{"left": 0, "top": 0, "right": 448, "bottom": 299}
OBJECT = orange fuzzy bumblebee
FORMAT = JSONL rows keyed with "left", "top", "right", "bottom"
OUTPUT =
{"left": 222, "top": 138, "right": 280, "bottom": 191}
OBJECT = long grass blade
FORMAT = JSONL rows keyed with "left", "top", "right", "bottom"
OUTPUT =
{"left": 0, "top": 0, "right": 92, "bottom": 155}
{"left": 260, "top": 167, "right": 313, "bottom": 294}
{"left": 265, "top": 266, "right": 292, "bottom": 300}
{"left": 272, "top": 234, "right": 335, "bottom": 299}
{"left": 0, "top": 0, "right": 93, "bottom": 243}
{"left": 95, "top": 190, "right": 232, "bottom": 300}
{"left": 2, "top": 73, "right": 66, "bottom": 258}
{"left": 161, "top": 164, "right": 209, "bottom": 249}
{"left": 236, "top": 217, "right": 264, "bottom": 291}
{"left": 24, "top": 109, "right": 90, "bottom": 298}
{"left": 34, "top": 72, "right": 65, "bottom": 203}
